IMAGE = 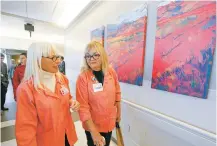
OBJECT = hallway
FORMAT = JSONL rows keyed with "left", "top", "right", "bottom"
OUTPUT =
{"left": 1, "top": 81, "right": 117, "bottom": 146}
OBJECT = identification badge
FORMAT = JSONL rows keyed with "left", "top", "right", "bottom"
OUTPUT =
{"left": 93, "top": 83, "right": 103, "bottom": 92}
{"left": 60, "top": 85, "right": 69, "bottom": 95}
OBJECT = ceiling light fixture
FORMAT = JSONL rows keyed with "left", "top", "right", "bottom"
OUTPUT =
{"left": 55, "top": 0, "right": 91, "bottom": 28}
{"left": 24, "top": 0, "right": 34, "bottom": 37}
{"left": 24, "top": 23, "right": 34, "bottom": 37}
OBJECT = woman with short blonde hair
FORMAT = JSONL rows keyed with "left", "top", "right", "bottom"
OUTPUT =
{"left": 15, "top": 42, "right": 80, "bottom": 146}
{"left": 81, "top": 41, "right": 109, "bottom": 73}
{"left": 76, "top": 41, "right": 121, "bottom": 146}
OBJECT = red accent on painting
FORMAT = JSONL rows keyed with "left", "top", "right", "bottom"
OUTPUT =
{"left": 152, "top": 1, "right": 216, "bottom": 98}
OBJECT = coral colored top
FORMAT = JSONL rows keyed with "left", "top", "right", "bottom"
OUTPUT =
{"left": 76, "top": 67, "right": 121, "bottom": 132}
{"left": 15, "top": 73, "right": 77, "bottom": 146}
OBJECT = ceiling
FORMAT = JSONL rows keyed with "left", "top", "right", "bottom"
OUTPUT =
{"left": 0, "top": 0, "right": 93, "bottom": 44}
{"left": 0, "top": 14, "right": 65, "bottom": 43}
{"left": 1, "top": 1, "right": 57, "bottom": 23}
{"left": 1, "top": 0, "right": 92, "bottom": 28}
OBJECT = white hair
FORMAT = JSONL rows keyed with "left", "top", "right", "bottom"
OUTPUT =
{"left": 23, "top": 42, "right": 57, "bottom": 89}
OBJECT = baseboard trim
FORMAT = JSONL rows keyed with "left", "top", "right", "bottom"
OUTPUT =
{"left": 111, "top": 136, "right": 117, "bottom": 144}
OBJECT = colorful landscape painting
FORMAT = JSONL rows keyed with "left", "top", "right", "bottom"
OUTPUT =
{"left": 151, "top": 1, "right": 216, "bottom": 98}
{"left": 106, "top": 4, "right": 147, "bottom": 86}
{"left": 91, "top": 26, "right": 105, "bottom": 46}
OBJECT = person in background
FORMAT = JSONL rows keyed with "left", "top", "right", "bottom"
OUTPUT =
{"left": 12, "top": 53, "right": 27, "bottom": 101}
{"left": 15, "top": 42, "right": 80, "bottom": 146}
{"left": 76, "top": 41, "right": 121, "bottom": 146}
{"left": 1, "top": 53, "right": 9, "bottom": 111}
{"left": 58, "top": 56, "right": 65, "bottom": 75}
{"left": 17, "top": 62, "right": 21, "bottom": 66}
{"left": 8, "top": 59, "right": 17, "bottom": 82}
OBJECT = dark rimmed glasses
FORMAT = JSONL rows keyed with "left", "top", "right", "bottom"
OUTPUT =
{"left": 42, "top": 55, "right": 60, "bottom": 62}
{"left": 84, "top": 53, "right": 100, "bottom": 61}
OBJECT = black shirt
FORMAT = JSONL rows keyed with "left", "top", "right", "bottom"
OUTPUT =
{"left": 93, "top": 70, "right": 104, "bottom": 85}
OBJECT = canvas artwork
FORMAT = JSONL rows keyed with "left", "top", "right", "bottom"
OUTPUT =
{"left": 91, "top": 26, "right": 105, "bottom": 46}
{"left": 151, "top": 1, "right": 216, "bottom": 98}
{"left": 106, "top": 4, "right": 148, "bottom": 86}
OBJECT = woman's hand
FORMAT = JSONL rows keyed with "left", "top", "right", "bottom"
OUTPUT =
{"left": 70, "top": 100, "right": 80, "bottom": 112}
{"left": 91, "top": 131, "right": 105, "bottom": 146}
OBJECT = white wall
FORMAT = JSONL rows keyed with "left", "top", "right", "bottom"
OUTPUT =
{"left": 65, "top": 1, "right": 216, "bottom": 146}
{"left": 0, "top": 36, "right": 34, "bottom": 50}
{"left": 0, "top": 36, "right": 64, "bottom": 56}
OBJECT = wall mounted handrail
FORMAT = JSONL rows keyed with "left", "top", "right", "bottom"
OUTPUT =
{"left": 122, "top": 99, "right": 216, "bottom": 143}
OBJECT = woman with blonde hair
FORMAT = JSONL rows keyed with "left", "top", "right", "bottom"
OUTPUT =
{"left": 15, "top": 42, "right": 80, "bottom": 146}
{"left": 76, "top": 41, "right": 121, "bottom": 146}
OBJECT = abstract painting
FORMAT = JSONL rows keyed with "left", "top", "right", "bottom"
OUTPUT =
{"left": 151, "top": 1, "right": 216, "bottom": 98}
{"left": 91, "top": 26, "right": 105, "bottom": 46}
{"left": 106, "top": 4, "right": 147, "bottom": 86}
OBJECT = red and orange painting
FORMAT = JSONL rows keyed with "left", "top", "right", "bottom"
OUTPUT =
{"left": 91, "top": 26, "right": 105, "bottom": 46}
{"left": 106, "top": 4, "right": 147, "bottom": 86}
{"left": 151, "top": 1, "right": 216, "bottom": 98}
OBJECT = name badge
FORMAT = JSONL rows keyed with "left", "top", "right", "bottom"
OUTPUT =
{"left": 60, "top": 85, "right": 69, "bottom": 95}
{"left": 93, "top": 83, "right": 103, "bottom": 92}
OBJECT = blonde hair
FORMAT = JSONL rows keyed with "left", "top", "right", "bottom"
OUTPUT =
{"left": 81, "top": 41, "right": 109, "bottom": 73}
{"left": 23, "top": 42, "right": 57, "bottom": 89}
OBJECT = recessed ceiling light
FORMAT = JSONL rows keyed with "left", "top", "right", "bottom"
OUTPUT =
{"left": 55, "top": 0, "right": 91, "bottom": 28}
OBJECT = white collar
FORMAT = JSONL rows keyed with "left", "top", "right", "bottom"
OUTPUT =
{"left": 39, "top": 69, "right": 55, "bottom": 79}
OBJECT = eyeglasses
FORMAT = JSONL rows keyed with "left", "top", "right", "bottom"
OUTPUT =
{"left": 84, "top": 53, "right": 100, "bottom": 61}
{"left": 42, "top": 55, "right": 60, "bottom": 62}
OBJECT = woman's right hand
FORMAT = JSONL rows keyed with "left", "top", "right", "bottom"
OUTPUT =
{"left": 70, "top": 100, "right": 80, "bottom": 112}
{"left": 91, "top": 131, "right": 105, "bottom": 146}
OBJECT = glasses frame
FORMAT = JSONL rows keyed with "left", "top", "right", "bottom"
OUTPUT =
{"left": 84, "top": 53, "right": 100, "bottom": 61}
{"left": 42, "top": 55, "right": 60, "bottom": 62}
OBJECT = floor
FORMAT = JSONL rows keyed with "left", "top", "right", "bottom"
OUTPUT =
{"left": 1, "top": 81, "right": 117, "bottom": 146}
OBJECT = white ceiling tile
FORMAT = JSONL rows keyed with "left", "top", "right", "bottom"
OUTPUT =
{"left": 27, "top": 1, "right": 58, "bottom": 22}
{"left": 1, "top": 0, "right": 91, "bottom": 28}
{"left": 52, "top": 0, "right": 91, "bottom": 28}
{"left": 1, "top": 1, "right": 26, "bottom": 17}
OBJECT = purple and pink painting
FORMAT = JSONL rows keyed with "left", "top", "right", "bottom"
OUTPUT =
{"left": 106, "top": 4, "right": 147, "bottom": 86}
{"left": 91, "top": 26, "right": 105, "bottom": 46}
{"left": 151, "top": 1, "right": 216, "bottom": 98}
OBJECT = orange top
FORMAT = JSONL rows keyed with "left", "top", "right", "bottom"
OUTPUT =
{"left": 76, "top": 67, "right": 121, "bottom": 133}
{"left": 15, "top": 73, "right": 77, "bottom": 146}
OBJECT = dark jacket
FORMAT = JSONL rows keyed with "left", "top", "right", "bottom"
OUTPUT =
{"left": 1, "top": 62, "right": 9, "bottom": 88}
{"left": 58, "top": 61, "right": 65, "bottom": 75}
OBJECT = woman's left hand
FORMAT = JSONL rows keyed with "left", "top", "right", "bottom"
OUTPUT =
{"left": 70, "top": 100, "right": 80, "bottom": 112}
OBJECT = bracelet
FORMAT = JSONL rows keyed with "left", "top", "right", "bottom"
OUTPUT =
{"left": 115, "top": 101, "right": 120, "bottom": 102}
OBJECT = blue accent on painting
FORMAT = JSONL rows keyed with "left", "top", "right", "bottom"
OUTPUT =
{"left": 202, "top": 15, "right": 216, "bottom": 30}
{"left": 152, "top": 44, "right": 215, "bottom": 98}
{"left": 120, "top": 74, "right": 143, "bottom": 86}
{"left": 118, "top": 4, "right": 147, "bottom": 24}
